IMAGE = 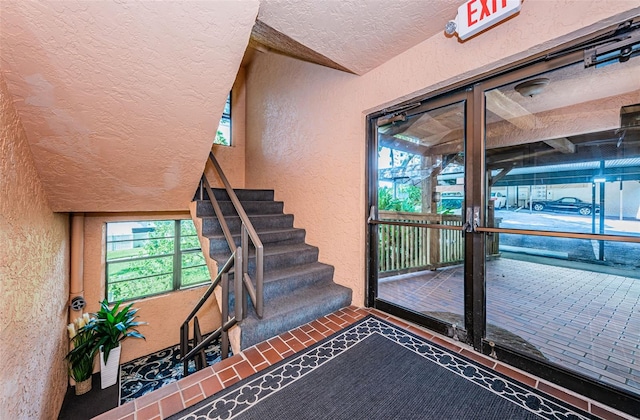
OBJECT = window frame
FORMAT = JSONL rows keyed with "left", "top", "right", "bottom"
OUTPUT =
{"left": 214, "top": 92, "right": 232, "bottom": 146}
{"left": 105, "top": 219, "right": 209, "bottom": 303}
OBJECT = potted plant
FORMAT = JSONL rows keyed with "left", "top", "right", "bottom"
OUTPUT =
{"left": 84, "top": 299, "right": 146, "bottom": 389}
{"left": 66, "top": 314, "right": 97, "bottom": 395}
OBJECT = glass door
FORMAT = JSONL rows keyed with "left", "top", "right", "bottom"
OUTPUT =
{"left": 368, "top": 94, "right": 470, "bottom": 335}
{"left": 479, "top": 54, "right": 640, "bottom": 401}
{"left": 367, "top": 17, "right": 640, "bottom": 416}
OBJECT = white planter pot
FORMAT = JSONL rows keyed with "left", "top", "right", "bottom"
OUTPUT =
{"left": 99, "top": 345, "right": 121, "bottom": 389}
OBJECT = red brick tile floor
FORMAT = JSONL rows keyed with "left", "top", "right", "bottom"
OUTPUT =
{"left": 94, "top": 306, "right": 634, "bottom": 420}
{"left": 378, "top": 257, "right": 640, "bottom": 395}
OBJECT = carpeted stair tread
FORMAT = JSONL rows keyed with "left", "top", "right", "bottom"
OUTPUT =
{"left": 205, "top": 227, "right": 307, "bottom": 254}
{"left": 210, "top": 242, "right": 318, "bottom": 260}
{"left": 227, "top": 262, "right": 335, "bottom": 306}
{"left": 201, "top": 214, "right": 294, "bottom": 236}
{"left": 261, "top": 261, "right": 334, "bottom": 287}
{"left": 196, "top": 200, "right": 285, "bottom": 217}
{"left": 203, "top": 188, "right": 275, "bottom": 202}
{"left": 210, "top": 243, "right": 319, "bottom": 272}
{"left": 240, "top": 281, "right": 352, "bottom": 349}
{"left": 226, "top": 263, "right": 335, "bottom": 310}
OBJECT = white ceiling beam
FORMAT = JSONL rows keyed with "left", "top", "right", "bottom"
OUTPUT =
{"left": 485, "top": 89, "right": 537, "bottom": 130}
{"left": 544, "top": 138, "right": 576, "bottom": 154}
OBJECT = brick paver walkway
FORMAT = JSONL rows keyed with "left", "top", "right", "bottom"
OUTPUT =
{"left": 378, "top": 258, "right": 640, "bottom": 395}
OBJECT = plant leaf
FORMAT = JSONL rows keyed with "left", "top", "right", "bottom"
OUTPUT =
{"left": 126, "top": 331, "right": 146, "bottom": 340}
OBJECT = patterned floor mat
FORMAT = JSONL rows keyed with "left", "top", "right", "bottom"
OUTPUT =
{"left": 120, "top": 337, "right": 224, "bottom": 404}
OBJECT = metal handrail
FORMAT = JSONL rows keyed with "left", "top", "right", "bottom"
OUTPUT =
{"left": 477, "top": 226, "right": 640, "bottom": 243}
{"left": 202, "top": 176, "right": 236, "bottom": 252}
{"left": 207, "top": 151, "right": 265, "bottom": 318}
{"left": 182, "top": 250, "right": 240, "bottom": 323}
{"left": 180, "top": 249, "right": 243, "bottom": 375}
{"left": 181, "top": 151, "right": 267, "bottom": 375}
{"left": 370, "top": 211, "right": 640, "bottom": 242}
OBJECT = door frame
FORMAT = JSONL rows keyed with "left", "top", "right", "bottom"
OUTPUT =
{"left": 366, "top": 89, "right": 472, "bottom": 339}
{"left": 365, "top": 16, "right": 640, "bottom": 416}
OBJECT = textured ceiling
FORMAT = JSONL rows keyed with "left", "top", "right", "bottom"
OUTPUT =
{"left": 256, "top": 0, "right": 459, "bottom": 75}
{"left": 0, "top": 0, "right": 461, "bottom": 212}
{"left": 0, "top": 1, "right": 259, "bottom": 212}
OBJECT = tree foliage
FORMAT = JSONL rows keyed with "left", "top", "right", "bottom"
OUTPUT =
{"left": 215, "top": 130, "right": 229, "bottom": 145}
{"left": 107, "top": 221, "right": 208, "bottom": 302}
{"left": 378, "top": 185, "right": 422, "bottom": 212}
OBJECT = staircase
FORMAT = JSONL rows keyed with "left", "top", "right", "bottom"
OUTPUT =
{"left": 193, "top": 187, "right": 352, "bottom": 350}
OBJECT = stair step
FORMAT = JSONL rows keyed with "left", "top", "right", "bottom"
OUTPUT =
{"left": 191, "top": 184, "right": 353, "bottom": 353}
{"left": 202, "top": 214, "right": 294, "bottom": 236}
{"left": 196, "top": 200, "right": 284, "bottom": 218}
{"left": 261, "top": 262, "right": 335, "bottom": 301}
{"left": 211, "top": 243, "right": 319, "bottom": 272}
{"left": 207, "top": 227, "right": 307, "bottom": 254}
{"left": 203, "top": 188, "right": 275, "bottom": 202}
{"left": 239, "top": 282, "right": 353, "bottom": 349}
{"left": 228, "top": 262, "right": 335, "bottom": 308}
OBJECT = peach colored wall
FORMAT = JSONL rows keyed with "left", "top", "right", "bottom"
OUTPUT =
{"left": 82, "top": 212, "right": 221, "bottom": 365}
{"left": 245, "top": 4, "right": 640, "bottom": 307}
{"left": 0, "top": 1, "right": 259, "bottom": 213}
{"left": 80, "top": 68, "right": 248, "bottom": 366}
{"left": 0, "top": 75, "right": 70, "bottom": 419}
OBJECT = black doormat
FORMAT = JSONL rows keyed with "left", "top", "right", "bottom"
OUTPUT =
{"left": 168, "top": 316, "right": 594, "bottom": 419}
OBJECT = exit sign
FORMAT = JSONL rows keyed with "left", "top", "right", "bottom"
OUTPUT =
{"left": 451, "top": 0, "right": 522, "bottom": 41}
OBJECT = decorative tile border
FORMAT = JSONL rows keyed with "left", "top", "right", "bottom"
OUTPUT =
{"left": 94, "top": 307, "right": 634, "bottom": 420}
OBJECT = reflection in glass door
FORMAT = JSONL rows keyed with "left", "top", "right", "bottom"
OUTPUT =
{"left": 373, "top": 99, "right": 467, "bottom": 330}
{"left": 482, "top": 55, "right": 640, "bottom": 397}
{"left": 368, "top": 18, "right": 640, "bottom": 416}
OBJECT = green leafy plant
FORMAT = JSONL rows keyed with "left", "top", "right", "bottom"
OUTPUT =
{"left": 85, "top": 300, "right": 147, "bottom": 363}
{"left": 379, "top": 185, "right": 422, "bottom": 212}
{"left": 65, "top": 314, "right": 97, "bottom": 383}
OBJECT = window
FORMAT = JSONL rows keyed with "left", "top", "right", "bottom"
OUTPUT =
{"left": 106, "top": 220, "right": 209, "bottom": 302}
{"left": 214, "top": 93, "right": 231, "bottom": 145}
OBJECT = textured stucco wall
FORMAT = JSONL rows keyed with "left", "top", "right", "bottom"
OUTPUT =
{"left": 245, "top": 3, "right": 640, "bottom": 307}
{"left": 0, "top": 74, "right": 70, "bottom": 419}
{"left": 82, "top": 212, "right": 221, "bottom": 365}
{"left": 0, "top": 1, "right": 259, "bottom": 212}
{"left": 79, "top": 68, "right": 248, "bottom": 363}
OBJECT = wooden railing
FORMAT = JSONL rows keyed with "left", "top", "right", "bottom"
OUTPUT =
{"left": 378, "top": 211, "right": 501, "bottom": 275}
{"left": 378, "top": 211, "right": 463, "bottom": 274}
